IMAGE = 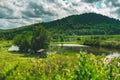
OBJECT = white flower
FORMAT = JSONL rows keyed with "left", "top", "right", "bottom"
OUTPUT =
{"left": 104, "top": 57, "right": 115, "bottom": 65}
{"left": 104, "top": 53, "right": 120, "bottom": 65}
{"left": 118, "top": 62, "right": 120, "bottom": 67}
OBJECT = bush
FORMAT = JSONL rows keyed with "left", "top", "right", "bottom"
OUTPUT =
{"left": 75, "top": 53, "right": 99, "bottom": 80}
{"left": 83, "top": 39, "right": 100, "bottom": 46}
{"left": 75, "top": 52, "right": 110, "bottom": 80}
{"left": 13, "top": 26, "right": 51, "bottom": 53}
{"left": 100, "top": 41, "right": 120, "bottom": 49}
{"left": 4, "top": 54, "right": 77, "bottom": 80}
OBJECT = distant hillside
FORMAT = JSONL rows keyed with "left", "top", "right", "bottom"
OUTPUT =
{"left": 0, "top": 13, "right": 120, "bottom": 39}
{"left": 41, "top": 13, "right": 120, "bottom": 35}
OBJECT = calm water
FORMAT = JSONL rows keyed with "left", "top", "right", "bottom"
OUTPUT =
{"left": 9, "top": 44, "right": 120, "bottom": 55}
{"left": 52, "top": 44, "right": 120, "bottom": 55}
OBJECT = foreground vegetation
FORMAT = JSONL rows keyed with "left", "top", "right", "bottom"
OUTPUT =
{"left": 0, "top": 40, "right": 120, "bottom": 80}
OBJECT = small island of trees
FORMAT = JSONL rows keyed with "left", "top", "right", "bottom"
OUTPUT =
{"left": 13, "top": 26, "right": 51, "bottom": 54}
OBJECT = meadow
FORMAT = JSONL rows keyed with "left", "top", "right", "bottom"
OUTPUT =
{"left": 0, "top": 38, "right": 120, "bottom": 80}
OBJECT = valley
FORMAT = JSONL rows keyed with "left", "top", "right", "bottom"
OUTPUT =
{"left": 0, "top": 13, "right": 120, "bottom": 80}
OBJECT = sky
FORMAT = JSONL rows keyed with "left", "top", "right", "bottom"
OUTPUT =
{"left": 0, "top": 0, "right": 120, "bottom": 29}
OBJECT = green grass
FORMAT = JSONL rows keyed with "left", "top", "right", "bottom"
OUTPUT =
{"left": 84, "top": 35, "right": 120, "bottom": 49}
{"left": 53, "top": 41, "right": 77, "bottom": 44}
{"left": 0, "top": 40, "right": 79, "bottom": 80}
{"left": 52, "top": 35, "right": 120, "bottom": 49}
{"left": 66, "top": 35, "right": 120, "bottom": 49}
{"left": 0, "top": 40, "right": 120, "bottom": 80}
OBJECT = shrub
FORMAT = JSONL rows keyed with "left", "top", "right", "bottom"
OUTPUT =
{"left": 83, "top": 39, "right": 100, "bottom": 46}
{"left": 100, "top": 41, "right": 120, "bottom": 49}
{"left": 75, "top": 52, "right": 111, "bottom": 80}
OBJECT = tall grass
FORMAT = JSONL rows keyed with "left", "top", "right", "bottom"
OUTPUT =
{"left": 82, "top": 35, "right": 120, "bottom": 49}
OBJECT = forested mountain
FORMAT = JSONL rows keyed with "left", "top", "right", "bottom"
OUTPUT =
{"left": 41, "top": 13, "right": 120, "bottom": 35}
{"left": 0, "top": 13, "right": 120, "bottom": 40}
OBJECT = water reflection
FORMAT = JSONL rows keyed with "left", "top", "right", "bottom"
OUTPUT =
{"left": 52, "top": 44, "right": 120, "bottom": 55}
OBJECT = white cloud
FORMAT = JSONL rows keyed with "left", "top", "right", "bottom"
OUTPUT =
{"left": 0, "top": 0, "right": 120, "bottom": 29}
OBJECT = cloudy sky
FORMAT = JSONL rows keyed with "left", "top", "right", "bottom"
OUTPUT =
{"left": 0, "top": 0, "right": 120, "bottom": 29}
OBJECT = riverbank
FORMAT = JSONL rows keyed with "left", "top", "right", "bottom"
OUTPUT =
{"left": 83, "top": 38, "right": 120, "bottom": 49}
{"left": 56, "top": 44, "right": 87, "bottom": 47}
{"left": 63, "top": 35, "right": 120, "bottom": 49}
{"left": 53, "top": 35, "right": 120, "bottom": 49}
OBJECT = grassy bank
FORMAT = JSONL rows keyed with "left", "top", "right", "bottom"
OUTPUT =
{"left": 82, "top": 35, "right": 120, "bottom": 49}
{"left": 62, "top": 35, "right": 120, "bottom": 49}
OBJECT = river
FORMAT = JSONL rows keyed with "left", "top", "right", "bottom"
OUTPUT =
{"left": 51, "top": 44, "right": 120, "bottom": 55}
{"left": 9, "top": 44, "right": 120, "bottom": 55}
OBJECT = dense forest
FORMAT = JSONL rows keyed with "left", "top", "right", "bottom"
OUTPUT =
{"left": 0, "top": 13, "right": 120, "bottom": 40}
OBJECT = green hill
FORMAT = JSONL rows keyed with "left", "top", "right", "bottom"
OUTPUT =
{"left": 0, "top": 13, "right": 120, "bottom": 40}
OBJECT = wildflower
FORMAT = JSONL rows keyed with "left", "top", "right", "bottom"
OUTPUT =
{"left": 62, "top": 69, "right": 70, "bottom": 73}
{"left": 104, "top": 53, "right": 120, "bottom": 65}
{"left": 89, "top": 58, "right": 95, "bottom": 61}
{"left": 76, "top": 54, "right": 80, "bottom": 58}
{"left": 118, "top": 62, "right": 120, "bottom": 67}
{"left": 104, "top": 57, "right": 115, "bottom": 65}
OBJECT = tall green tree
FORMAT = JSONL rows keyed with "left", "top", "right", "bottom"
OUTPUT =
{"left": 31, "top": 26, "right": 51, "bottom": 52}
{"left": 13, "top": 31, "right": 32, "bottom": 52}
{"left": 13, "top": 26, "right": 51, "bottom": 53}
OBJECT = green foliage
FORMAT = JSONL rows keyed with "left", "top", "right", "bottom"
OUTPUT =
{"left": 75, "top": 52, "right": 120, "bottom": 80}
{"left": 83, "top": 36, "right": 103, "bottom": 46}
{"left": 13, "top": 26, "right": 51, "bottom": 53}
{"left": 1, "top": 40, "right": 120, "bottom": 80}
{"left": 80, "top": 35, "right": 120, "bottom": 49}
{"left": 13, "top": 31, "right": 32, "bottom": 52}
{"left": 75, "top": 53, "right": 99, "bottom": 80}
{"left": 75, "top": 52, "right": 107, "bottom": 80}
{"left": 0, "top": 49, "right": 78, "bottom": 80}
{"left": 1, "top": 13, "right": 120, "bottom": 40}
{"left": 31, "top": 26, "right": 51, "bottom": 52}
{"left": 83, "top": 39, "right": 100, "bottom": 46}
{"left": 100, "top": 41, "right": 120, "bottom": 49}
